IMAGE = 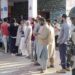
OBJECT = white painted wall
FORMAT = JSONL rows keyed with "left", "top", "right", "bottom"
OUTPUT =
{"left": 8, "top": 0, "right": 37, "bottom": 19}
{"left": 1, "top": 0, "right": 8, "bottom": 19}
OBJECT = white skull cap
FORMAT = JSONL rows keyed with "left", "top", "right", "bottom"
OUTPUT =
{"left": 26, "top": 20, "right": 31, "bottom": 25}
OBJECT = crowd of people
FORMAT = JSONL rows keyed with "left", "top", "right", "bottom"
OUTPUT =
{"left": 0, "top": 12, "right": 75, "bottom": 74}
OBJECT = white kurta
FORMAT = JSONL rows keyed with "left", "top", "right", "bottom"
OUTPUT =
{"left": 24, "top": 25, "right": 32, "bottom": 56}
{"left": 48, "top": 25, "right": 55, "bottom": 59}
{"left": 19, "top": 25, "right": 27, "bottom": 55}
{"left": 16, "top": 26, "right": 22, "bottom": 47}
{"left": 19, "top": 37, "right": 27, "bottom": 55}
{"left": 36, "top": 24, "right": 50, "bottom": 70}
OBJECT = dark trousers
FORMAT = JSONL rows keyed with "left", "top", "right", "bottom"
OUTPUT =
{"left": 9, "top": 37, "right": 18, "bottom": 54}
{"left": 0, "top": 42, "right": 2, "bottom": 47}
{"left": 35, "top": 47, "right": 37, "bottom": 61}
{"left": 59, "top": 44, "right": 70, "bottom": 69}
{"left": 34, "top": 40, "right": 37, "bottom": 61}
{"left": 72, "top": 69, "right": 75, "bottom": 75}
{"left": 55, "top": 35, "right": 58, "bottom": 47}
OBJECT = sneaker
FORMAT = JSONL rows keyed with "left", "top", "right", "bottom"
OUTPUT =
{"left": 31, "top": 59, "right": 35, "bottom": 62}
{"left": 16, "top": 53, "right": 22, "bottom": 56}
{"left": 66, "top": 67, "right": 71, "bottom": 71}
{"left": 40, "top": 69, "right": 47, "bottom": 73}
{"left": 34, "top": 62, "right": 40, "bottom": 66}
{"left": 50, "top": 65, "right": 54, "bottom": 68}
{"left": 26, "top": 56, "right": 31, "bottom": 59}
{"left": 5, "top": 51, "right": 7, "bottom": 54}
{"left": 57, "top": 69, "right": 66, "bottom": 73}
{"left": 47, "top": 65, "right": 54, "bottom": 68}
{"left": 11, "top": 53, "right": 15, "bottom": 56}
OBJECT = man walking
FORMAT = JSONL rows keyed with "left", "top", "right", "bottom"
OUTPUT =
{"left": 36, "top": 17, "right": 50, "bottom": 73}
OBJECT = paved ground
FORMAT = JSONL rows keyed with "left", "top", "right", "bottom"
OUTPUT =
{"left": 0, "top": 51, "right": 72, "bottom": 75}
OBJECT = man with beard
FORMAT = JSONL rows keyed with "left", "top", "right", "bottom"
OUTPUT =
{"left": 36, "top": 17, "right": 50, "bottom": 73}
{"left": 57, "top": 14, "right": 70, "bottom": 73}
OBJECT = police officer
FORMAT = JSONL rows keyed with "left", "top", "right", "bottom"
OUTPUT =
{"left": 69, "top": 7, "right": 75, "bottom": 75}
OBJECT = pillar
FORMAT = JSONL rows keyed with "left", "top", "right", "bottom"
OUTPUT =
{"left": 28, "top": 0, "right": 37, "bottom": 20}
{"left": 0, "top": 0, "right": 8, "bottom": 19}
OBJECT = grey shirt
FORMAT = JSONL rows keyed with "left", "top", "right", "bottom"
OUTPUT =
{"left": 58, "top": 22, "right": 70, "bottom": 44}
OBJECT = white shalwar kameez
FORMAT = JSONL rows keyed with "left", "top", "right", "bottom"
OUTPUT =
{"left": 24, "top": 25, "right": 32, "bottom": 57}
{"left": 19, "top": 25, "right": 27, "bottom": 56}
{"left": 36, "top": 24, "right": 50, "bottom": 70}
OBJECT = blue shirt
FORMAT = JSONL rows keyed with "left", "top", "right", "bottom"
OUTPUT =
{"left": 58, "top": 22, "right": 70, "bottom": 44}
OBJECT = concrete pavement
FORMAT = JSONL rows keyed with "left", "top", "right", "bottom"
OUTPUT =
{"left": 0, "top": 51, "right": 72, "bottom": 75}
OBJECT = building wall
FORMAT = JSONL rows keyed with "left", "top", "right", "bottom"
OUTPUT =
{"left": 8, "top": 0, "right": 28, "bottom": 19}
{"left": 38, "top": 0, "right": 66, "bottom": 22}
{"left": 50, "top": 9, "right": 65, "bottom": 23}
{"left": 9, "top": 0, "right": 27, "bottom": 3}
{"left": 2, "top": 0, "right": 74, "bottom": 21}
{"left": 8, "top": 0, "right": 66, "bottom": 21}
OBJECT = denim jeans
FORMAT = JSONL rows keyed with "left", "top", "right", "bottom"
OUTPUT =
{"left": 59, "top": 43, "right": 70, "bottom": 69}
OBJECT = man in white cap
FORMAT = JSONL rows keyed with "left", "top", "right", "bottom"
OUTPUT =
{"left": 24, "top": 20, "right": 32, "bottom": 58}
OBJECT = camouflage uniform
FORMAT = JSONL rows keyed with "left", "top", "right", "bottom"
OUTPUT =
{"left": 69, "top": 7, "right": 75, "bottom": 75}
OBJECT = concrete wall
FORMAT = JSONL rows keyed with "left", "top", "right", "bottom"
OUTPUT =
{"left": 50, "top": 9, "right": 65, "bottom": 23}
{"left": 50, "top": 0, "right": 66, "bottom": 22}
{"left": 38, "top": 0, "right": 66, "bottom": 22}
{"left": 8, "top": 0, "right": 27, "bottom": 6}
{"left": 9, "top": 0, "right": 27, "bottom": 2}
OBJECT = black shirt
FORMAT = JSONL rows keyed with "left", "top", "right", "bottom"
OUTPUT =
{"left": 9, "top": 23, "right": 18, "bottom": 37}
